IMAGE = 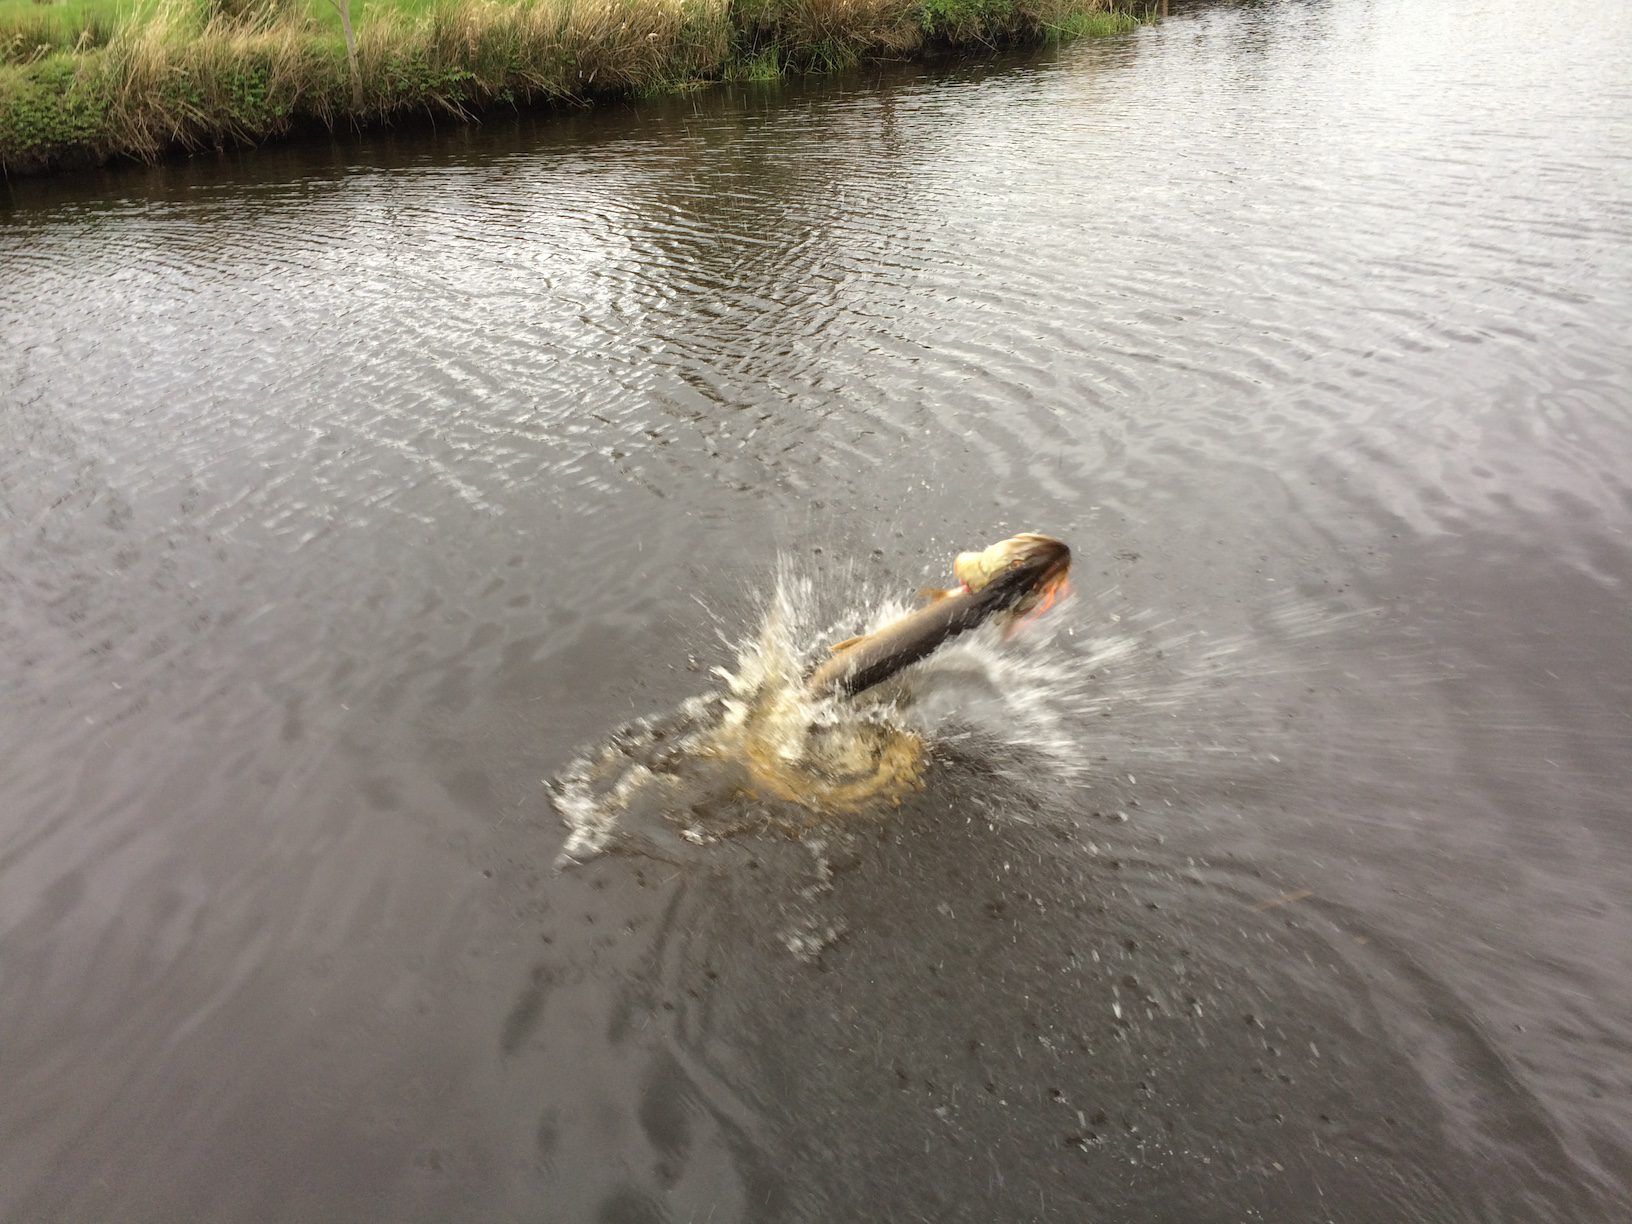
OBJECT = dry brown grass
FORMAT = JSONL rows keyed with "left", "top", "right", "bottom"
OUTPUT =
{"left": 92, "top": 4, "right": 331, "bottom": 157}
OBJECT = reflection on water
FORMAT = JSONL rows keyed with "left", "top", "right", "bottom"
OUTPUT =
{"left": 3, "top": 0, "right": 1632, "bottom": 1219}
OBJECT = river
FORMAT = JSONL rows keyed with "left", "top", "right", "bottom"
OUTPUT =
{"left": 2, "top": 0, "right": 1630, "bottom": 1219}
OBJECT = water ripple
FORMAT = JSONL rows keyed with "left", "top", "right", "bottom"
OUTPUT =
{"left": 3, "top": 0, "right": 1631, "bottom": 1218}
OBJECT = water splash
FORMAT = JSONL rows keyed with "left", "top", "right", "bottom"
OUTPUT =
{"left": 550, "top": 562, "right": 1098, "bottom": 863}
{"left": 547, "top": 547, "right": 1432, "bottom": 871}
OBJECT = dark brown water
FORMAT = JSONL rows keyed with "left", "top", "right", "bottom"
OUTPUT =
{"left": 4, "top": 0, "right": 1631, "bottom": 1219}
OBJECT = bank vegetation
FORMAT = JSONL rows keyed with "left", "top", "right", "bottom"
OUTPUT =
{"left": 0, "top": 0, "right": 1140, "bottom": 174}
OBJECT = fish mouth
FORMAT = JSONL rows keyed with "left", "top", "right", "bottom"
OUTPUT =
{"left": 1024, "top": 563, "right": 1072, "bottom": 615}
{"left": 1012, "top": 542, "right": 1072, "bottom": 624}
{"left": 955, "top": 533, "right": 1071, "bottom": 597}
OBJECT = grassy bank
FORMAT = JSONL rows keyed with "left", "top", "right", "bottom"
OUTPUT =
{"left": 0, "top": 0, "right": 1140, "bottom": 175}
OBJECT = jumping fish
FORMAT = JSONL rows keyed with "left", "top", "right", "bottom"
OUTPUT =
{"left": 805, "top": 533, "right": 1071, "bottom": 699}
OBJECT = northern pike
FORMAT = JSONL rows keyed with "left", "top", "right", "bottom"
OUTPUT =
{"left": 806, "top": 533, "right": 1071, "bottom": 699}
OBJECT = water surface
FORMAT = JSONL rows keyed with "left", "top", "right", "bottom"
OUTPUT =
{"left": 3, "top": 0, "right": 1631, "bottom": 1219}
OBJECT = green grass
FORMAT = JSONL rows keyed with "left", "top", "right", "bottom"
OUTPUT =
{"left": 0, "top": 0, "right": 441, "bottom": 58}
{"left": 0, "top": 0, "right": 435, "bottom": 56}
{"left": 0, "top": 0, "right": 1146, "bottom": 173}
{"left": 729, "top": 46, "right": 781, "bottom": 81}
{"left": 298, "top": 0, "right": 442, "bottom": 35}
{"left": 1042, "top": 6, "right": 1134, "bottom": 41}
{"left": 1, "top": 0, "right": 124, "bottom": 60}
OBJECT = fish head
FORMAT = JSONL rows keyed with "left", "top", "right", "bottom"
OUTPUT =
{"left": 955, "top": 533, "right": 1072, "bottom": 616}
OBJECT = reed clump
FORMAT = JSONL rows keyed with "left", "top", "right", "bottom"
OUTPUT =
{"left": 0, "top": 0, "right": 1139, "bottom": 173}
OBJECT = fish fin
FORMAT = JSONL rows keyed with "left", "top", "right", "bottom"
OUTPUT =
{"left": 827, "top": 634, "right": 867, "bottom": 654}
{"left": 917, "top": 586, "right": 955, "bottom": 604}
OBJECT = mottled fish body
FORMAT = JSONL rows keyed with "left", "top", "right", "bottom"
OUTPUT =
{"left": 806, "top": 534, "right": 1070, "bottom": 699}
